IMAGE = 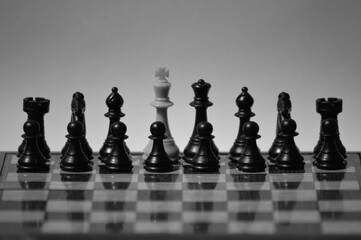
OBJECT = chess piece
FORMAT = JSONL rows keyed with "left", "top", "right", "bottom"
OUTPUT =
{"left": 17, "top": 97, "right": 51, "bottom": 159}
{"left": 268, "top": 92, "right": 292, "bottom": 163}
{"left": 60, "top": 121, "right": 92, "bottom": 172}
{"left": 192, "top": 122, "right": 220, "bottom": 172}
{"left": 104, "top": 121, "right": 133, "bottom": 172}
{"left": 237, "top": 121, "right": 266, "bottom": 172}
{"left": 229, "top": 87, "right": 255, "bottom": 162}
{"left": 17, "top": 120, "right": 48, "bottom": 172}
{"left": 313, "top": 98, "right": 346, "bottom": 158}
{"left": 61, "top": 92, "right": 93, "bottom": 160}
{"left": 144, "top": 121, "right": 173, "bottom": 172}
{"left": 99, "top": 87, "right": 129, "bottom": 162}
{"left": 183, "top": 79, "right": 219, "bottom": 163}
{"left": 314, "top": 118, "right": 347, "bottom": 170}
{"left": 275, "top": 118, "right": 304, "bottom": 170}
{"left": 143, "top": 68, "right": 181, "bottom": 162}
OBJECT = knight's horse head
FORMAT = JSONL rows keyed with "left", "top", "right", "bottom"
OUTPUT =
{"left": 71, "top": 92, "right": 86, "bottom": 121}
{"left": 277, "top": 92, "right": 291, "bottom": 119}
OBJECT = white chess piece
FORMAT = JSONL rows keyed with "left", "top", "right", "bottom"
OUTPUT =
{"left": 143, "top": 68, "right": 181, "bottom": 162}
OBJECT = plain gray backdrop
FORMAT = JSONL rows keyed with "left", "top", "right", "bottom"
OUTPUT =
{"left": 0, "top": 0, "right": 360, "bottom": 153}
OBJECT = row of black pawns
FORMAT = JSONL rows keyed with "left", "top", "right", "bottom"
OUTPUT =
{"left": 16, "top": 116, "right": 346, "bottom": 173}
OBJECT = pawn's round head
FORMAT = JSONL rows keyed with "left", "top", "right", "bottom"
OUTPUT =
{"left": 281, "top": 118, "right": 297, "bottom": 134}
{"left": 322, "top": 118, "right": 338, "bottom": 135}
{"left": 110, "top": 121, "right": 127, "bottom": 137}
{"left": 243, "top": 121, "right": 259, "bottom": 137}
{"left": 197, "top": 121, "right": 213, "bottom": 138}
{"left": 67, "top": 121, "right": 83, "bottom": 136}
{"left": 23, "top": 120, "right": 40, "bottom": 136}
{"left": 150, "top": 121, "right": 166, "bottom": 137}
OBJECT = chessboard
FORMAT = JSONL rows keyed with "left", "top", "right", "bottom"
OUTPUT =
{"left": 1, "top": 152, "right": 361, "bottom": 240}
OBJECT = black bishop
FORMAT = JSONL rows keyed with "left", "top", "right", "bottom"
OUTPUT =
{"left": 229, "top": 87, "right": 255, "bottom": 162}
{"left": 99, "top": 87, "right": 129, "bottom": 162}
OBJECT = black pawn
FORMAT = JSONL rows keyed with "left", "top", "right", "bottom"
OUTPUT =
{"left": 60, "top": 121, "right": 92, "bottom": 172}
{"left": 144, "top": 121, "right": 173, "bottom": 172}
{"left": 237, "top": 121, "right": 266, "bottom": 172}
{"left": 229, "top": 87, "right": 255, "bottom": 162}
{"left": 104, "top": 122, "right": 133, "bottom": 172}
{"left": 17, "top": 120, "right": 48, "bottom": 172}
{"left": 314, "top": 118, "right": 347, "bottom": 170}
{"left": 192, "top": 122, "right": 220, "bottom": 172}
{"left": 268, "top": 92, "right": 292, "bottom": 163}
{"left": 275, "top": 119, "right": 304, "bottom": 170}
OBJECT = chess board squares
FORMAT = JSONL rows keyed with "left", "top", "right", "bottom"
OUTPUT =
{"left": 318, "top": 200, "right": 361, "bottom": 212}
{"left": 0, "top": 200, "right": 47, "bottom": 211}
{"left": 137, "top": 173, "right": 182, "bottom": 190}
{"left": 49, "top": 173, "right": 94, "bottom": 190}
{"left": 275, "top": 223, "right": 321, "bottom": 234}
{"left": 133, "top": 221, "right": 183, "bottom": 234}
{"left": 314, "top": 172, "right": 360, "bottom": 190}
{"left": 42, "top": 221, "right": 90, "bottom": 233}
{"left": 1, "top": 190, "right": 48, "bottom": 201}
{"left": 0, "top": 210, "right": 45, "bottom": 223}
{"left": 89, "top": 221, "right": 134, "bottom": 234}
{"left": 93, "top": 190, "right": 137, "bottom": 202}
{"left": 316, "top": 190, "right": 361, "bottom": 200}
{"left": 1, "top": 171, "right": 52, "bottom": 190}
{"left": 228, "top": 221, "right": 276, "bottom": 234}
{"left": 322, "top": 221, "right": 361, "bottom": 234}
{"left": 137, "top": 190, "right": 182, "bottom": 201}
{"left": 48, "top": 190, "right": 93, "bottom": 201}
{"left": 183, "top": 190, "right": 228, "bottom": 202}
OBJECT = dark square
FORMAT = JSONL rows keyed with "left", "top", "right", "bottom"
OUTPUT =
{"left": 228, "top": 190, "right": 272, "bottom": 201}
{"left": 48, "top": 190, "right": 93, "bottom": 200}
{"left": 137, "top": 190, "right": 182, "bottom": 201}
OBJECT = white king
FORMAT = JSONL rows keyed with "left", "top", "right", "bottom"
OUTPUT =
{"left": 142, "top": 68, "right": 181, "bottom": 162}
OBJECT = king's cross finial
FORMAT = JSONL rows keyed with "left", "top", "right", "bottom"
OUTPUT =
{"left": 155, "top": 67, "right": 169, "bottom": 81}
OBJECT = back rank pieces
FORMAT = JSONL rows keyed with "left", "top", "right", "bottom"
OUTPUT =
{"left": 16, "top": 68, "right": 348, "bottom": 173}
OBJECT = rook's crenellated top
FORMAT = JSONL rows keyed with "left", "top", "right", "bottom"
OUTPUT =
{"left": 23, "top": 97, "right": 50, "bottom": 113}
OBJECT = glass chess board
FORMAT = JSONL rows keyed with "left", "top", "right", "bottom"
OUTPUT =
{"left": 0, "top": 152, "right": 361, "bottom": 240}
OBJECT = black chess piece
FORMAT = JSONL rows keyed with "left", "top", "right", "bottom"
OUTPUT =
{"left": 104, "top": 121, "right": 133, "bottom": 172}
{"left": 313, "top": 98, "right": 346, "bottom": 159}
{"left": 17, "top": 97, "right": 51, "bottom": 159}
{"left": 229, "top": 87, "right": 255, "bottom": 162}
{"left": 144, "top": 121, "right": 173, "bottom": 172}
{"left": 183, "top": 79, "right": 219, "bottom": 163}
{"left": 60, "top": 121, "right": 92, "bottom": 172}
{"left": 17, "top": 120, "right": 49, "bottom": 172}
{"left": 275, "top": 118, "right": 304, "bottom": 170}
{"left": 237, "top": 121, "right": 266, "bottom": 172}
{"left": 99, "top": 87, "right": 130, "bottom": 162}
{"left": 268, "top": 92, "right": 292, "bottom": 163}
{"left": 314, "top": 118, "right": 347, "bottom": 170}
{"left": 61, "top": 92, "right": 93, "bottom": 160}
{"left": 192, "top": 122, "right": 220, "bottom": 172}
